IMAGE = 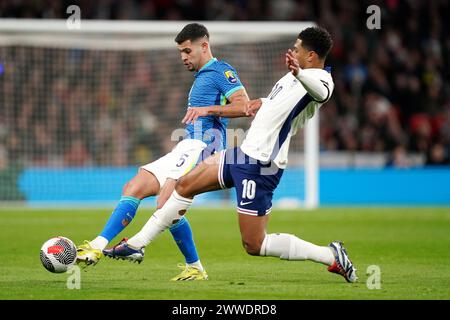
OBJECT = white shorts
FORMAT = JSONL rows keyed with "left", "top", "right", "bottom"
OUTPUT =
{"left": 141, "top": 139, "right": 207, "bottom": 191}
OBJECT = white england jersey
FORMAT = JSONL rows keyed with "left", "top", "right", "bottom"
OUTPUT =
{"left": 240, "top": 67, "right": 334, "bottom": 169}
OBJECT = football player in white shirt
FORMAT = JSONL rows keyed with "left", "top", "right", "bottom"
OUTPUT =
{"left": 106, "top": 27, "right": 357, "bottom": 283}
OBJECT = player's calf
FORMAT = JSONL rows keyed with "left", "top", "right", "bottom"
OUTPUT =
{"left": 241, "top": 237, "right": 265, "bottom": 256}
{"left": 242, "top": 243, "right": 261, "bottom": 256}
{"left": 238, "top": 214, "right": 268, "bottom": 256}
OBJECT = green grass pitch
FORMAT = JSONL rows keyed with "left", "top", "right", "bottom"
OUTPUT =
{"left": 0, "top": 207, "right": 449, "bottom": 300}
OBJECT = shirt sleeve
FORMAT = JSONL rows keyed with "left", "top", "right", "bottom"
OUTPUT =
{"left": 295, "top": 68, "right": 334, "bottom": 103}
{"left": 214, "top": 65, "right": 244, "bottom": 99}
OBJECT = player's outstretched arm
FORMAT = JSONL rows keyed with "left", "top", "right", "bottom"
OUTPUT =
{"left": 182, "top": 88, "right": 250, "bottom": 124}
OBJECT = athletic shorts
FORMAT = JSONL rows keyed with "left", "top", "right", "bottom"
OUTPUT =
{"left": 218, "top": 147, "right": 284, "bottom": 216}
{"left": 141, "top": 139, "right": 207, "bottom": 191}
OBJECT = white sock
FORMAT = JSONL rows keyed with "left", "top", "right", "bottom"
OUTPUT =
{"left": 127, "top": 191, "right": 193, "bottom": 248}
{"left": 89, "top": 236, "right": 109, "bottom": 250}
{"left": 187, "top": 260, "right": 205, "bottom": 272}
{"left": 260, "top": 233, "right": 335, "bottom": 266}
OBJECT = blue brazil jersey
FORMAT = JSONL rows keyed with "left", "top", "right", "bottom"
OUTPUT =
{"left": 185, "top": 57, "right": 244, "bottom": 151}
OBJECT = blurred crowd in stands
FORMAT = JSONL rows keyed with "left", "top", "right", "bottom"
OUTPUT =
{"left": 0, "top": 0, "right": 449, "bottom": 168}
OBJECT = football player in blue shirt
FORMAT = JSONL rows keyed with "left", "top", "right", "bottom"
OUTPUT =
{"left": 76, "top": 23, "right": 249, "bottom": 281}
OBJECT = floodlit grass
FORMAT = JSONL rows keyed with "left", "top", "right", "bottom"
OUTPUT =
{"left": 0, "top": 207, "right": 449, "bottom": 299}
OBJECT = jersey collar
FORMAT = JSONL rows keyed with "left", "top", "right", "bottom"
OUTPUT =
{"left": 195, "top": 57, "right": 217, "bottom": 75}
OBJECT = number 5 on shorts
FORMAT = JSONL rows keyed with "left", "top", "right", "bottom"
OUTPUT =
{"left": 176, "top": 154, "right": 189, "bottom": 167}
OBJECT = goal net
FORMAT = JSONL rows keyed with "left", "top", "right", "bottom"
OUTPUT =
{"left": 0, "top": 20, "right": 318, "bottom": 208}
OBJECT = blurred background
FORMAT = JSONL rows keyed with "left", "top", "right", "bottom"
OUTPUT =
{"left": 0, "top": 0, "right": 449, "bottom": 206}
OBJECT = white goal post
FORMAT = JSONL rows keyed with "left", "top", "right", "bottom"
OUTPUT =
{"left": 0, "top": 19, "right": 318, "bottom": 209}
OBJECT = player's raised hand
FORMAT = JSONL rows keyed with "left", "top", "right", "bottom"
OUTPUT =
{"left": 182, "top": 107, "right": 209, "bottom": 124}
{"left": 245, "top": 99, "right": 262, "bottom": 117}
{"left": 286, "top": 49, "right": 300, "bottom": 76}
{"left": 285, "top": 49, "right": 293, "bottom": 68}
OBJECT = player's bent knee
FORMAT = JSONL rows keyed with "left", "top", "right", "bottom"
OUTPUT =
{"left": 123, "top": 173, "right": 158, "bottom": 199}
{"left": 242, "top": 239, "right": 263, "bottom": 256}
{"left": 123, "top": 180, "right": 143, "bottom": 198}
{"left": 175, "top": 176, "right": 194, "bottom": 198}
{"left": 122, "top": 181, "right": 130, "bottom": 194}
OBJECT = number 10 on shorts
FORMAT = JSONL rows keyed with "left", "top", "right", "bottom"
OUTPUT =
{"left": 242, "top": 179, "right": 256, "bottom": 200}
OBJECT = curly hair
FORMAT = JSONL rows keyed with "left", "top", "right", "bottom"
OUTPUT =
{"left": 298, "top": 27, "right": 333, "bottom": 59}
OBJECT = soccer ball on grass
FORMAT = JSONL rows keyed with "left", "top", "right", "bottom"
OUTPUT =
{"left": 40, "top": 236, "right": 77, "bottom": 273}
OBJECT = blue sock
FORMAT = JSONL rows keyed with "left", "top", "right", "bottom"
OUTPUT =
{"left": 100, "top": 196, "right": 141, "bottom": 242}
{"left": 170, "top": 217, "right": 199, "bottom": 264}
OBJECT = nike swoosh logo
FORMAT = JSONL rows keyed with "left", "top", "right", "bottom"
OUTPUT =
{"left": 240, "top": 201, "right": 253, "bottom": 206}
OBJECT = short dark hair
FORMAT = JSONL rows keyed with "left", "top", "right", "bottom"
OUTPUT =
{"left": 298, "top": 27, "right": 333, "bottom": 59}
{"left": 175, "top": 23, "right": 209, "bottom": 44}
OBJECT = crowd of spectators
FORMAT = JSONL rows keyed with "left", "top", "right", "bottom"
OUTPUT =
{"left": 0, "top": 0, "right": 449, "bottom": 168}
{"left": 0, "top": 47, "right": 188, "bottom": 167}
